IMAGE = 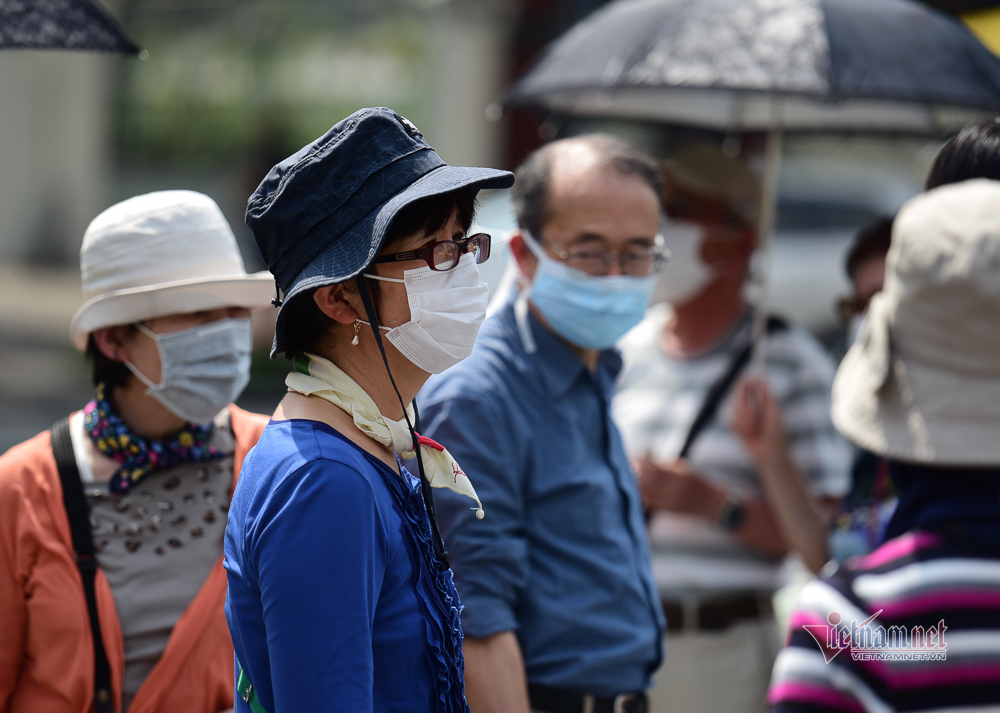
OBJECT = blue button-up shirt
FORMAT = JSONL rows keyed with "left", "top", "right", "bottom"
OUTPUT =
{"left": 420, "top": 296, "right": 664, "bottom": 696}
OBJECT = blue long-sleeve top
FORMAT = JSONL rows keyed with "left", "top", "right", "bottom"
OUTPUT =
{"left": 224, "top": 419, "right": 468, "bottom": 713}
{"left": 419, "top": 298, "right": 664, "bottom": 696}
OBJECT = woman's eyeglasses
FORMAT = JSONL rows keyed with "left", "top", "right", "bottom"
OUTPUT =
{"left": 374, "top": 233, "right": 491, "bottom": 272}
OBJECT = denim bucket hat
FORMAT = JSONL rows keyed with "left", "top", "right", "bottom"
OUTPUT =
{"left": 246, "top": 107, "right": 514, "bottom": 356}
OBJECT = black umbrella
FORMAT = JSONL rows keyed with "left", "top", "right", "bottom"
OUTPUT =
{"left": 506, "top": 0, "right": 1000, "bottom": 367}
{"left": 506, "top": 0, "right": 1000, "bottom": 134}
{"left": 920, "top": 0, "right": 1000, "bottom": 12}
{"left": 0, "top": 0, "right": 140, "bottom": 54}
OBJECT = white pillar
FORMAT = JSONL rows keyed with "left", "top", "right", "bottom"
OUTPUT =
{"left": 420, "top": 0, "right": 516, "bottom": 169}
{"left": 0, "top": 51, "right": 113, "bottom": 263}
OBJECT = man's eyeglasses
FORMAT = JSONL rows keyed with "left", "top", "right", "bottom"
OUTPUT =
{"left": 375, "top": 233, "right": 491, "bottom": 272}
{"left": 545, "top": 241, "right": 668, "bottom": 277}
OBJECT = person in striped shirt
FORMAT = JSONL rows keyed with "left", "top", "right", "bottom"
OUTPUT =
{"left": 767, "top": 178, "right": 1000, "bottom": 713}
{"left": 614, "top": 143, "right": 851, "bottom": 713}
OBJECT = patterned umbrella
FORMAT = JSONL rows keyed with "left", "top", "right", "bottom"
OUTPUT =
{"left": 0, "top": 0, "right": 140, "bottom": 54}
{"left": 506, "top": 0, "right": 1000, "bottom": 134}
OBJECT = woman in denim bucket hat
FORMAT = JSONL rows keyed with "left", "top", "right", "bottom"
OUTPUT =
{"left": 224, "top": 107, "right": 513, "bottom": 713}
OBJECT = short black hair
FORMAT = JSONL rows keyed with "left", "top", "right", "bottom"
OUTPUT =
{"left": 280, "top": 188, "right": 477, "bottom": 362}
{"left": 86, "top": 329, "right": 137, "bottom": 389}
{"left": 925, "top": 118, "right": 1000, "bottom": 190}
{"left": 511, "top": 134, "right": 665, "bottom": 241}
{"left": 845, "top": 216, "right": 893, "bottom": 281}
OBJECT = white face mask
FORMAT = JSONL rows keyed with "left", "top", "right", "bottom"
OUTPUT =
{"left": 364, "top": 252, "right": 489, "bottom": 374}
{"left": 652, "top": 222, "right": 715, "bottom": 305}
{"left": 125, "top": 318, "right": 253, "bottom": 424}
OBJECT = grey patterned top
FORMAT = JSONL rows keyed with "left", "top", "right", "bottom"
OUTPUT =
{"left": 77, "top": 410, "right": 234, "bottom": 710}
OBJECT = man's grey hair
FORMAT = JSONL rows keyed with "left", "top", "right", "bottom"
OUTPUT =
{"left": 511, "top": 134, "right": 665, "bottom": 240}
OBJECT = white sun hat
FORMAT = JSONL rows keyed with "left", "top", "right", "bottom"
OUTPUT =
{"left": 70, "top": 190, "right": 275, "bottom": 350}
{"left": 832, "top": 178, "right": 1000, "bottom": 466}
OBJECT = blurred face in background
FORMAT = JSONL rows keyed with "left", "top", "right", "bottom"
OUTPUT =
{"left": 842, "top": 253, "right": 887, "bottom": 344}
{"left": 851, "top": 255, "right": 886, "bottom": 311}
{"left": 655, "top": 181, "right": 755, "bottom": 307}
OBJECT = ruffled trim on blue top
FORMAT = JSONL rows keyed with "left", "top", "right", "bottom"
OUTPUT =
{"left": 377, "top": 457, "right": 469, "bottom": 713}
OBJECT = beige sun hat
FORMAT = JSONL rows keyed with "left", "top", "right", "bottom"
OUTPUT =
{"left": 832, "top": 178, "right": 1000, "bottom": 466}
{"left": 660, "top": 142, "right": 761, "bottom": 225}
{"left": 70, "top": 190, "right": 274, "bottom": 350}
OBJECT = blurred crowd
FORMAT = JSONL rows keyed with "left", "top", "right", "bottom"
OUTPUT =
{"left": 1, "top": 107, "right": 999, "bottom": 713}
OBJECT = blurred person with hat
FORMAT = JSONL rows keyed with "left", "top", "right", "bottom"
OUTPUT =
{"left": 613, "top": 143, "right": 851, "bottom": 713}
{"left": 224, "top": 107, "right": 513, "bottom": 713}
{"left": 767, "top": 178, "right": 1000, "bottom": 713}
{"left": 0, "top": 190, "right": 273, "bottom": 713}
{"left": 418, "top": 134, "right": 667, "bottom": 713}
{"left": 827, "top": 114, "right": 1000, "bottom": 566}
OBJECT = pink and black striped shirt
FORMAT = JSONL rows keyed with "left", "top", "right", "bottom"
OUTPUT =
{"left": 768, "top": 529, "right": 1000, "bottom": 712}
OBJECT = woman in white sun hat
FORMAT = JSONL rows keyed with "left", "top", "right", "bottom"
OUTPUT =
{"left": 0, "top": 190, "right": 273, "bottom": 713}
{"left": 765, "top": 178, "right": 1000, "bottom": 713}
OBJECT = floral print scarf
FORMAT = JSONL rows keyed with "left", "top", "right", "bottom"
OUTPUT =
{"left": 83, "top": 383, "right": 224, "bottom": 493}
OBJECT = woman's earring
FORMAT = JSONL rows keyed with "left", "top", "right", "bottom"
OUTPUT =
{"left": 351, "top": 319, "right": 361, "bottom": 346}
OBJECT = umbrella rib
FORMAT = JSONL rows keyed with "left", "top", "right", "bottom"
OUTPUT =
{"left": 608, "top": 0, "right": 694, "bottom": 90}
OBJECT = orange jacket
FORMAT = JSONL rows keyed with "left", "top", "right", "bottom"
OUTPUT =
{"left": 0, "top": 405, "right": 268, "bottom": 713}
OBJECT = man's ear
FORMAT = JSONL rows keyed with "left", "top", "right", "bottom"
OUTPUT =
{"left": 509, "top": 231, "right": 538, "bottom": 282}
{"left": 91, "top": 326, "right": 133, "bottom": 363}
{"left": 313, "top": 284, "right": 360, "bottom": 325}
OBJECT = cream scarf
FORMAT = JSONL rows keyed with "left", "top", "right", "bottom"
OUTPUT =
{"left": 286, "top": 353, "right": 484, "bottom": 519}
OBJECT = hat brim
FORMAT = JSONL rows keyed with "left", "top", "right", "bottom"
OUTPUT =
{"left": 272, "top": 164, "right": 514, "bottom": 356}
{"left": 832, "top": 298, "right": 1000, "bottom": 466}
{"left": 70, "top": 271, "right": 275, "bottom": 350}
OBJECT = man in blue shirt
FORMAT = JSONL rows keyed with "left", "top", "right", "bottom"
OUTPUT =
{"left": 420, "top": 135, "right": 666, "bottom": 713}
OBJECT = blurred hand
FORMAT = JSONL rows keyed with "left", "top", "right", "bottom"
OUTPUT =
{"left": 635, "top": 456, "right": 722, "bottom": 517}
{"left": 731, "top": 376, "right": 787, "bottom": 465}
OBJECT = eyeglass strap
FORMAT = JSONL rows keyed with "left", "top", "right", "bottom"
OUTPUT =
{"left": 356, "top": 276, "right": 451, "bottom": 572}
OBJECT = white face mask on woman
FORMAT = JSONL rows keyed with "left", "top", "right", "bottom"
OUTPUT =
{"left": 125, "top": 318, "right": 253, "bottom": 424}
{"left": 363, "top": 252, "right": 489, "bottom": 374}
{"left": 653, "top": 222, "right": 716, "bottom": 305}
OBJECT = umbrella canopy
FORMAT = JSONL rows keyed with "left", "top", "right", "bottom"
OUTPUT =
{"left": 506, "top": 0, "right": 1000, "bottom": 134}
{"left": 0, "top": 0, "right": 140, "bottom": 54}
{"left": 920, "top": 1, "right": 1000, "bottom": 12}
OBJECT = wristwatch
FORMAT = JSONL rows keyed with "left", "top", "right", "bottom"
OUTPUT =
{"left": 716, "top": 494, "right": 746, "bottom": 532}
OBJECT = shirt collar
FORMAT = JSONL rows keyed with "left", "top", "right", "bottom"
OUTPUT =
{"left": 507, "top": 292, "right": 622, "bottom": 399}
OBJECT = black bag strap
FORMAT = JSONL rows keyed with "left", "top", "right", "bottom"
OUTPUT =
{"left": 677, "top": 316, "right": 787, "bottom": 460}
{"left": 50, "top": 417, "right": 115, "bottom": 712}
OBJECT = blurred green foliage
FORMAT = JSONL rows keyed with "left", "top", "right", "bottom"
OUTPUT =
{"left": 115, "top": 0, "right": 434, "bottom": 167}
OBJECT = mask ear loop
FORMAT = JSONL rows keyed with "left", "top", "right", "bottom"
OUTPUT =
{"left": 356, "top": 276, "right": 451, "bottom": 571}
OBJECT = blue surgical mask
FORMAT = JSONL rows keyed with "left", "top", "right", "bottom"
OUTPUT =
{"left": 522, "top": 232, "right": 656, "bottom": 350}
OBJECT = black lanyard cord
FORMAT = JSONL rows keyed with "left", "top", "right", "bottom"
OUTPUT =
{"left": 356, "top": 277, "right": 451, "bottom": 571}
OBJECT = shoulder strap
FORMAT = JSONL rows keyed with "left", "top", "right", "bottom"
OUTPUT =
{"left": 677, "top": 316, "right": 787, "bottom": 460}
{"left": 51, "top": 417, "right": 115, "bottom": 712}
